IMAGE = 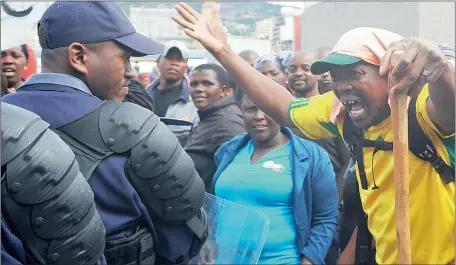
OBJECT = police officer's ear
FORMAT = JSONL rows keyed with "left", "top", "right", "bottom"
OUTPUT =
{"left": 67, "top": 42, "right": 91, "bottom": 76}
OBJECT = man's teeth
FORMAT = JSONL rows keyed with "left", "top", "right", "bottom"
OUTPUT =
{"left": 349, "top": 107, "right": 364, "bottom": 117}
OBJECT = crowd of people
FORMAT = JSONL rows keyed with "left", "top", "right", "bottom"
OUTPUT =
{"left": 1, "top": 1, "right": 455, "bottom": 265}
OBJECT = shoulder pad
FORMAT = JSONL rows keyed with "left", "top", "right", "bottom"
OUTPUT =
{"left": 2, "top": 104, "right": 105, "bottom": 265}
{"left": 5, "top": 128, "right": 77, "bottom": 204}
{"left": 127, "top": 120, "right": 205, "bottom": 222}
{"left": 1, "top": 103, "right": 49, "bottom": 165}
{"left": 99, "top": 101, "right": 160, "bottom": 153}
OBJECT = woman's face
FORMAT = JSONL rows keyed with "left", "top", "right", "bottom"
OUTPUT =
{"left": 240, "top": 95, "right": 281, "bottom": 145}
{"left": 190, "top": 69, "right": 230, "bottom": 109}
{"left": 1, "top": 46, "right": 27, "bottom": 89}
{"left": 256, "top": 61, "right": 287, "bottom": 87}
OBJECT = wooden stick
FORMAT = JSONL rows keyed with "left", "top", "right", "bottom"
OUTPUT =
{"left": 389, "top": 51, "right": 412, "bottom": 264}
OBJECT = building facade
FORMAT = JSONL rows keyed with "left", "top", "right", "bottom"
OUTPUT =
{"left": 300, "top": 2, "right": 455, "bottom": 51}
{"left": 256, "top": 18, "right": 273, "bottom": 40}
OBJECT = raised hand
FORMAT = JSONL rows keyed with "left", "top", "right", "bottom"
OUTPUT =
{"left": 172, "top": 2, "right": 228, "bottom": 54}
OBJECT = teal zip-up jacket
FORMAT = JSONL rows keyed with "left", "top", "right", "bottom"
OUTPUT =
{"left": 212, "top": 127, "right": 339, "bottom": 265}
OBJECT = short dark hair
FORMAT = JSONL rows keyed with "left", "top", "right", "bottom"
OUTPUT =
{"left": 192, "top": 63, "right": 230, "bottom": 88}
{"left": 239, "top": 49, "right": 259, "bottom": 59}
{"left": 233, "top": 84, "right": 245, "bottom": 107}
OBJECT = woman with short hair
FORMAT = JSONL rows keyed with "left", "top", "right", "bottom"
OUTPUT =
{"left": 185, "top": 63, "right": 245, "bottom": 193}
{"left": 212, "top": 86, "right": 339, "bottom": 265}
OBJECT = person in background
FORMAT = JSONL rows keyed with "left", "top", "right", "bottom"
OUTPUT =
{"left": 253, "top": 52, "right": 292, "bottom": 92}
{"left": 146, "top": 40, "right": 199, "bottom": 146}
{"left": 1, "top": 70, "right": 7, "bottom": 92}
{"left": 239, "top": 49, "right": 260, "bottom": 66}
{"left": 287, "top": 51, "right": 319, "bottom": 99}
{"left": 1, "top": 70, "right": 8, "bottom": 97}
{"left": 123, "top": 63, "right": 155, "bottom": 111}
{"left": 287, "top": 50, "right": 351, "bottom": 198}
{"left": 138, "top": 73, "right": 151, "bottom": 87}
{"left": 287, "top": 50, "right": 351, "bottom": 264}
{"left": 314, "top": 47, "right": 333, "bottom": 94}
{"left": 212, "top": 86, "right": 338, "bottom": 265}
{"left": 150, "top": 67, "right": 159, "bottom": 83}
{"left": 1, "top": 44, "right": 29, "bottom": 95}
{"left": 439, "top": 43, "right": 456, "bottom": 64}
{"left": 133, "top": 61, "right": 140, "bottom": 75}
{"left": 185, "top": 63, "right": 245, "bottom": 193}
{"left": 21, "top": 44, "right": 37, "bottom": 80}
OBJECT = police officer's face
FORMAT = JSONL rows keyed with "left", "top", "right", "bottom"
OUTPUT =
{"left": 76, "top": 41, "right": 130, "bottom": 101}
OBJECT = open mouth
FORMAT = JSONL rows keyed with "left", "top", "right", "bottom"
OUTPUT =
{"left": 193, "top": 96, "right": 207, "bottom": 101}
{"left": 320, "top": 79, "right": 331, "bottom": 84}
{"left": 254, "top": 124, "right": 268, "bottom": 130}
{"left": 342, "top": 98, "right": 366, "bottom": 119}
{"left": 293, "top": 79, "right": 306, "bottom": 85}
{"left": 2, "top": 68, "right": 15, "bottom": 77}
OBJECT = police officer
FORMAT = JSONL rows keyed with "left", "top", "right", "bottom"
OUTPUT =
{"left": 2, "top": 2, "right": 207, "bottom": 265}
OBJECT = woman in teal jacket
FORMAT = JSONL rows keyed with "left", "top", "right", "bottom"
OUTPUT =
{"left": 212, "top": 86, "right": 339, "bottom": 265}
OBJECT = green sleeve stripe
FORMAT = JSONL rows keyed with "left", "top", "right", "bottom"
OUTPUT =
{"left": 318, "top": 120, "right": 341, "bottom": 137}
{"left": 441, "top": 136, "right": 455, "bottom": 168}
{"left": 289, "top": 98, "right": 309, "bottom": 110}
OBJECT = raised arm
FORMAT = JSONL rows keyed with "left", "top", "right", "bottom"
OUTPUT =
{"left": 172, "top": 3, "right": 295, "bottom": 127}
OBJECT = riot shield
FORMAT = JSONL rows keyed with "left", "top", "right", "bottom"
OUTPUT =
{"left": 189, "top": 193, "right": 269, "bottom": 265}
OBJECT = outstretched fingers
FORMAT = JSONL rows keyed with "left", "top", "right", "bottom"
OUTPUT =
{"left": 179, "top": 2, "right": 202, "bottom": 22}
{"left": 183, "top": 28, "right": 199, "bottom": 40}
{"left": 174, "top": 3, "right": 198, "bottom": 25}
{"left": 212, "top": 4, "right": 221, "bottom": 22}
{"left": 172, "top": 15, "right": 195, "bottom": 31}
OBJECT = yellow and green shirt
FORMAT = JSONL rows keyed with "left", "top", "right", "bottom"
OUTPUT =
{"left": 289, "top": 86, "right": 455, "bottom": 264}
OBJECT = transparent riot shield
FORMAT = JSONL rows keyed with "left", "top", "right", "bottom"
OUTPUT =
{"left": 189, "top": 193, "right": 269, "bottom": 264}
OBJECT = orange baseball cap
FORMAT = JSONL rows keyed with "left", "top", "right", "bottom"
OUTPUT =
{"left": 311, "top": 27, "right": 404, "bottom": 75}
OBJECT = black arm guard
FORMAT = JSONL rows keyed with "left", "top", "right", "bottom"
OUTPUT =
{"left": 56, "top": 101, "right": 208, "bottom": 259}
{"left": 1, "top": 103, "right": 105, "bottom": 265}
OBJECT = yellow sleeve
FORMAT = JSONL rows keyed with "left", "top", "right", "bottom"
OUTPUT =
{"left": 415, "top": 85, "right": 455, "bottom": 167}
{"left": 288, "top": 91, "right": 340, "bottom": 139}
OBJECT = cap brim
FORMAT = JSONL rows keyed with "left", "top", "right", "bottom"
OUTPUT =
{"left": 310, "top": 53, "right": 361, "bottom": 75}
{"left": 163, "top": 46, "right": 189, "bottom": 61}
{"left": 115, "top": 32, "right": 164, "bottom": 57}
